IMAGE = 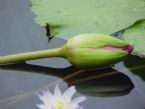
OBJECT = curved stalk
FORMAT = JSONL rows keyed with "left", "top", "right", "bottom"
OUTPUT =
{"left": 0, "top": 48, "right": 64, "bottom": 65}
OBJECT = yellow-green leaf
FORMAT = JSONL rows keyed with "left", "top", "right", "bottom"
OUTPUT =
{"left": 31, "top": 0, "right": 145, "bottom": 40}
{"left": 122, "top": 20, "right": 145, "bottom": 57}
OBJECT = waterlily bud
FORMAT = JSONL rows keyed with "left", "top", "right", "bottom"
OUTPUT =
{"left": 62, "top": 33, "right": 133, "bottom": 68}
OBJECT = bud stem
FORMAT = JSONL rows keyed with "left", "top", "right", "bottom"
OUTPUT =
{"left": 0, "top": 48, "right": 64, "bottom": 64}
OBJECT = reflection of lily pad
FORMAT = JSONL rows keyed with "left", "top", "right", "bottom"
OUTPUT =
{"left": 31, "top": 0, "right": 145, "bottom": 40}
{"left": 66, "top": 68, "right": 134, "bottom": 97}
{"left": 0, "top": 64, "right": 134, "bottom": 97}
{"left": 123, "top": 55, "right": 145, "bottom": 81}
{"left": 122, "top": 20, "right": 145, "bottom": 57}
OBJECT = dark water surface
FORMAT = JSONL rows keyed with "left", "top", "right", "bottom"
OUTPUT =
{"left": 0, "top": 0, "right": 145, "bottom": 109}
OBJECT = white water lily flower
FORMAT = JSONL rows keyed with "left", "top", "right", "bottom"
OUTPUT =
{"left": 36, "top": 85, "right": 86, "bottom": 109}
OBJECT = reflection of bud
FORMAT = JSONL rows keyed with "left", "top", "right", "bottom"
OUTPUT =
{"left": 62, "top": 33, "right": 133, "bottom": 68}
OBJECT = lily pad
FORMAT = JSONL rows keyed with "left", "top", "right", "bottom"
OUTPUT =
{"left": 31, "top": 0, "right": 145, "bottom": 40}
{"left": 122, "top": 20, "right": 145, "bottom": 57}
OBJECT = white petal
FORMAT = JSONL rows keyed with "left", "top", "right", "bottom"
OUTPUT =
{"left": 37, "top": 104, "right": 44, "bottom": 109}
{"left": 65, "top": 104, "right": 79, "bottom": 109}
{"left": 63, "top": 86, "right": 76, "bottom": 103}
{"left": 37, "top": 94, "right": 48, "bottom": 103}
{"left": 37, "top": 90, "right": 52, "bottom": 99}
{"left": 54, "top": 84, "right": 62, "bottom": 98}
{"left": 37, "top": 104, "right": 53, "bottom": 109}
{"left": 76, "top": 106, "right": 84, "bottom": 109}
{"left": 37, "top": 90, "right": 54, "bottom": 106}
{"left": 37, "top": 104, "right": 51, "bottom": 109}
{"left": 37, "top": 94, "right": 47, "bottom": 102}
{"left": 42, "top": 90, "right": 53, "bottom": 99}
{"left": 71, "top": 96, "right": 86, "bottom": 105}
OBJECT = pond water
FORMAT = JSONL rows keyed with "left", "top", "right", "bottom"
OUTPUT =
{"left": 0, "top": 0, "right": 145, "bottom": 109}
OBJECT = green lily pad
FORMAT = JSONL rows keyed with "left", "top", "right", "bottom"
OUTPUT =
{"left": 122, "top": 20, "right": 145, "bottom": 57}
{"left": 31, "top": 0, "right": 145, "bottom": 40}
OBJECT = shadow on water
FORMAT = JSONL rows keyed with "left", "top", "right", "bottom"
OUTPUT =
{"left": 0, "top": 63, "right": 134, "bottom": 108}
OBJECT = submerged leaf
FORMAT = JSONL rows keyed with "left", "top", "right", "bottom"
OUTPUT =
{"left": 122, "top": 20, "right": 145, "bottom": 57}
{"left": 31, "top": 0, "right": 145, "bottom": 39}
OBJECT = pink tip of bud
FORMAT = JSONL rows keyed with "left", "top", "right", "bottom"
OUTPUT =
{"left": 123, "top": 45, "right": 134, "bottom": 53}
{"left": 102, "top": 46, "right": 122, "bottom": 51}
{"left": 102, "top": 45, "right": 134, "bottom": 53}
